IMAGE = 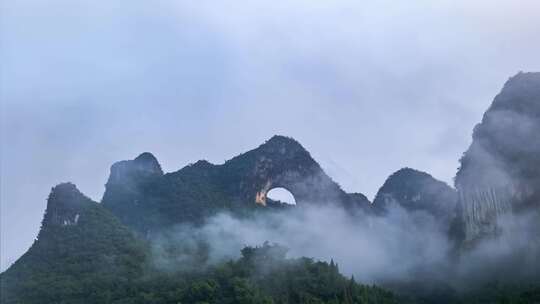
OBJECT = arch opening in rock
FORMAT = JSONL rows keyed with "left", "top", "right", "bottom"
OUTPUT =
{"left": 266, "top": 187, "right": 297, "bottom": 205}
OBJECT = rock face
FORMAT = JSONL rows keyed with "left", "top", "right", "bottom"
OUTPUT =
{"left": 102, "top": 152, "right": 164, "bottom": 234}
{"left": 107, "top": 152, "right": 163, "bottom": 185}
{"left": 455, "top": 72, "right": 540, "bottom": 242}
{"left": 42, "top": 183, "right": 91, "bottom": 227}
{"left": 221, "top": 136, "right": 370, "bottom": 209}
{"left": 373, "top": 168, "right": 457, "bottom": 227}
{"left": 101, "top": 135, "right": 371, "bottom": 235}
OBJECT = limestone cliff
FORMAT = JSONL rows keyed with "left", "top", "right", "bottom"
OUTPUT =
{"left": 455, "top": 72, "right": 540, "bottom": 242}
{"left": 221, "top": 135, "right": 371, "bottom": 209}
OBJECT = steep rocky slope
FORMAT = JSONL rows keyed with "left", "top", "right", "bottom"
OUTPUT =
{"left": 455, "top": 72, "right": 540, "bottom": 242}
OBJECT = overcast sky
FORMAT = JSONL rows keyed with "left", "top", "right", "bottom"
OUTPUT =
{"left": 1, "top": 0, "right": 539, "bottom": 271}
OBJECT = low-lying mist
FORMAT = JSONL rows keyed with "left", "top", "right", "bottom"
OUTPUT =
{"left": 149, "top": 203, "right": 540, "bottom": 294}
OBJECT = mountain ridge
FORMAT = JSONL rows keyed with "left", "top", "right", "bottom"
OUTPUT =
{"left": 2, "top": 72, "right": 540, "bottom": 303}
{"left": 101, "top": 134, "right": 373, "bottom": 235}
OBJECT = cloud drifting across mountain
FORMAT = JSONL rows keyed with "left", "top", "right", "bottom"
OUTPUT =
{"left": 150, "top": 203, "right": 539, "bottom": 295}
{"left": 2, "top": 0, "right": 540, "bottom": 271}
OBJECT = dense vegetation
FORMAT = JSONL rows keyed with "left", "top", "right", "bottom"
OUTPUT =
{"left": 0, "top": 187, "right": 148, "bottom": 304}
{"left": 0, "top": 182, "right": 395, "bottom": 304}
{"left": 1, "top": 235, "right": 397, "bottom": 304}
{"left": 122, "top": 243, "right": 396, "bottom": 304}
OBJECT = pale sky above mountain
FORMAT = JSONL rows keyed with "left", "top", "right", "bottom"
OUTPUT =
{"left": 1, "top": 0, "right": 540, "bottom": 271}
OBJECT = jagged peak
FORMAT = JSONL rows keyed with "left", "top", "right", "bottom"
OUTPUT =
{"left": 190, "top": 159, "right": 214, "bottom": 167}
{"left": 265, "top": 135, "right": 301, "bottom": 145}
{"left": 252, "top": 135, "right": 313, "bottom": 162}
{"left": 262, "top": 135, "right": 306, "bottom": 151}
{"left": 487, "top": 71, "right": 540, "bottom": 113}
{"left": 506, "top": 71, "right": 540, "bottom": 86}
{"left": 107, "top": 152, "right": 163, "bottom": 186}
{"left": 224, "top": 135, "right": 315, "bottom": 168}
{"left": 391, "top": 167, "right": 431, "bottom": 178}
{"left": 43, "top": 182, "right": 94, "bottom": 227}
{"left": 454, "top": 72, "right": 540, "bottom": 242}
{"left": 171, "top": 159, "right": 216, "bottom": 176}
{"left": 134, "top": 151, "right": 159, "bottom": 164}
{"left": 50, "top": 182, "right": 80, "bottom": 195}
{"left": 47, "top": 182, "right": 89, "bottom": 205}
{"left": 457, "top": 71, "right": 540, "bottom": 188}
{"left": 133, "top": 152, "right": 163, "bottom": 174}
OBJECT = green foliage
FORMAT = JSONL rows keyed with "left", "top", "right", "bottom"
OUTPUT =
{"left": 1, "top": 239, "right": 397, "bottom": 304}
{"left": 0, "top": 202, "right": 148, "bottom": 304}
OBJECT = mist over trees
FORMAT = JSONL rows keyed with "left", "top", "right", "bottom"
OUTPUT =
{"left": 1, "top": 73, "right": 540, "bottom": 304}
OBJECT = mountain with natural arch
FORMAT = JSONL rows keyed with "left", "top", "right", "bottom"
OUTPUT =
{"left": 2, "top": 72, "right": 540, "bottom": 303}
{"left": 102, "top": 135, "right": 372, "bottom": 235}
